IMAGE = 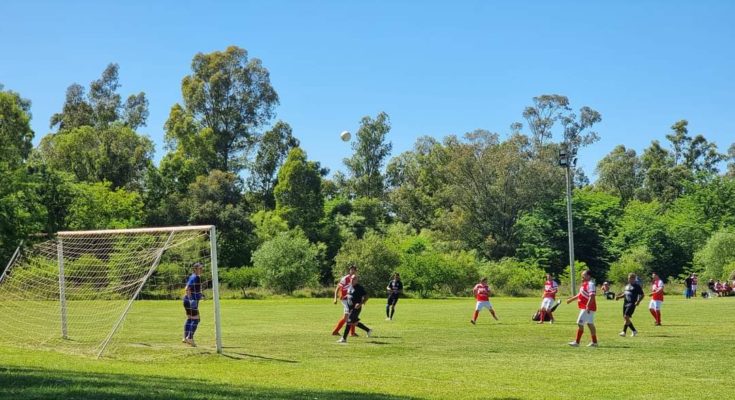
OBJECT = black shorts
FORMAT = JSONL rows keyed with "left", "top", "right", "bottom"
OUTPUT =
{"left": 623, "top": 304, "right": 636, "bottom": 317}
{"left": 184, "top": 297, "right": 200, "bottom": 318}
{"left": 347, "top": 306, "right": 362, "bottom": 324}
{"left": 387, "top": 294, "right": 399, "bottom": 306}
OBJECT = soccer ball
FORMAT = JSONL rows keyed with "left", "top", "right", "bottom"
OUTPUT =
{"left": 340, "top": 131, "right": 351, "bottom": 142}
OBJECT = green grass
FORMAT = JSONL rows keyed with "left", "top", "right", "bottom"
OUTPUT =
{"left": 1, "top": 296, "right": 733, "bottom": 399}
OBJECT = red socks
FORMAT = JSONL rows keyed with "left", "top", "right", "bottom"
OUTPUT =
{"left": 591, "top": 335, "right": 597, "bottom": 344}
{"left": 472, "top": 311, "right": 479, "bottom": 321}
{"left": 539, "top": 310, "right": 546, "bottom": 322}
{"left": 575, "top": 328, "right": 583, "bottom": 343}
{"left": 333, "top": 317, "right": 346, "bottom": 334}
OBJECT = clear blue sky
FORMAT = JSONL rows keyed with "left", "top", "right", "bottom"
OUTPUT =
{"left": 2, "top": 1, "right": 734, "bottom": 179}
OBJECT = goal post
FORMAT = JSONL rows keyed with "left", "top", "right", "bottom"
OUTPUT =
{"left": 0, "top": 225, "right": 223, "bottom": 357}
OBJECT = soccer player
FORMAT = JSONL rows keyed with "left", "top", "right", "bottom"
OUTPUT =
{"left": 385, "top": 272, "right": 403, "bottom": 320}
{"left": 470, "top": 277, "right": 498, "bottom": 325}
{"left": 337, "top": 275, "right": 373, "bottom": 343}
{"left": 566, "top": 270, "right": 598, "bottom": 347}
{"left": 649, "top": 272, "right": 664, "bottom": 326}
{"left": 183, "top": 262, "right": 204, "bottom": 346}
{"left": 332, "top": 264, "right": 357, "bottom": 336}
{"left": 538, "top": 273, "right": 558, "bottom": 324}
{"left": 615, "top": 273, "right": 644, "bottom": 337}
{"left": 691, "top": 273, "right": 698, "bottom": 298}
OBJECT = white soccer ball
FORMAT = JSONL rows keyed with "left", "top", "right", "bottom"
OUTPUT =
{"left": 340, "top": 130, "right": 351, "bottom": 142}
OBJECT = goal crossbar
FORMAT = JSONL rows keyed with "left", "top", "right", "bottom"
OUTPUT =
{"left": 56, "top": 225, "right": 215, "bottom": 237}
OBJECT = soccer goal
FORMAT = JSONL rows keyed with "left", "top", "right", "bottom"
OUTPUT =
{"left": 0, "top": 225, "right": 222, "bottom": 358}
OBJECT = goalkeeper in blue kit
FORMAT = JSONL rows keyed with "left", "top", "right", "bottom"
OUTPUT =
{"left": 183, "top": 262, "right": 204, "bottom": 346}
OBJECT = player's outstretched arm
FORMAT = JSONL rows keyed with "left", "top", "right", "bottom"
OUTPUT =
{"left": 333, "top": 285, "right": 340, "bottom": 304}
{"left": 566, "top": 294, "right": 578, "bottom": 304}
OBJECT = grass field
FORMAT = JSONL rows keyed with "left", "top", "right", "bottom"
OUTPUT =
{"left": 1, "top": 295, "right": 733, "bottom": 399}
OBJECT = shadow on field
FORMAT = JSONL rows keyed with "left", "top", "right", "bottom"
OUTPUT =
{"left": 221, "top": 351, "right": 298, "bottom": 363}
{"left": 0, "top": 366, "right": 420, "bottom": 400}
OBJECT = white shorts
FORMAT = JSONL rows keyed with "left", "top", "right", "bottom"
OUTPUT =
{"left": 576, "top": 309, "right": 595, "bottom": 325}
{"left": 649, "top": 300, "right": 662, "bottom": 310}
{"left": 691, "top": 285, "right": 697, "bottom": 292}
{"left": 475, "top": 301, "right": 493, "bottom": 311}
{"left": 540, "top": 297, "right": 555, "bottom": 310}
{"left": 341, "top": 299, "right": 350, "bottom": 314}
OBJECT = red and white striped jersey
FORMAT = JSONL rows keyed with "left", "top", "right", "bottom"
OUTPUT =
{"left": 338, "top": 274, "right": 354, "bottom": 300}
{"left": 473, "top": 283, "right": 490, "bottom": 301}
{"left": 577, "top": 281, "right": 597, "bottom": 311}
{"left": 651, "top": 279, "right": 664, "bottom": 301}
{"left": 543, "top": 280, "right": 558, "bottom": 300}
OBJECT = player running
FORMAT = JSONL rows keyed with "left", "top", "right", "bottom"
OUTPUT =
{"left": 182, "top": 262, "right": 204, "bottom": 346}
{"left": 470, "top": 277, "right": 498, "bottom": 325}
{"left": 537, "top": 273, "right": 558, "bottom": 324}
{"left": 337, "top": 275, "right": 373, "bottom": 343}
{"left": 385, "top": 272, "right": 403, "bottom": 320}
{"left": 649, "top": 272, "right": 664, "bottom": 326}
{"left": 615, "top": 273, "right": 644, "bottom": 337}
{"left": 332, "top": 264, "right": 357, "bottom": 336}
{"left": 566, "top": 270, "right": 598, "bottom": 347}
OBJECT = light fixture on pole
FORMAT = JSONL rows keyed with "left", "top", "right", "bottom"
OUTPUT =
{"left": 559, "top": 145, "right": 576, "bottom": 295}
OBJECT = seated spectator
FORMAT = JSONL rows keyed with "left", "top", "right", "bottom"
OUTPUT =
{"left": 724, "top": 282, "right": 732, "bottom": 296}
{"left": 714, "top": 280, "right": 724, "bottom": 296}
{"left": 708, "top": 279, "right": 716, "bottom": 298}
{"left": 601, "top": 281, "right": 614, "bottom": 300}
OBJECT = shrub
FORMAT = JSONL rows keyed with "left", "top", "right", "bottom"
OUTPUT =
{"left": 607, "top": 246, "right": 653, "bottom": 284}
{"left": 252, "top": 229, "right": 320, "bottom": 294}
{"left": 480, "top": 258, "right": 544, "bottom": 297}
{"left": 334, "top": 231, "right": 400, "bottom": 295}
{"left": 694, "top": 229, "right": 735, "bottom": 280}
{"left": 222, "top": 267, "right": 264, "bottom": 296}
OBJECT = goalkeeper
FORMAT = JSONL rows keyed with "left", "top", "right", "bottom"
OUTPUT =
{"left": 183, "top": 262, "right": 204, "bottom": 346}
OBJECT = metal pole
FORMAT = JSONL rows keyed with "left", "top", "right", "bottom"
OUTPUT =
{"left": 210, "top": 226, "right": 223, "bottom": 354}
{"left": 565, "top": 165, "right": 576, "bottom": 295}
{"left": 0, "top": 241, "right": 23, "bottom": 285}
{"left": 57, "top": 238, "right": 69, "bottom": 339}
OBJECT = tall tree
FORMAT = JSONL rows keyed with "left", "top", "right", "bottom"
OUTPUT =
{"left": 35, "top": 124, "right": 154, "bottom": 190}
{"left": 344, "top": 112, "right": 392, "bottom": 199}
{"left": 274, "top": 147, "right": 324, "bottom": 240}
{"left": 0, "top": 86, "right": 43, "bottom": 262}
{"left": 728, "top": 143, "right": 735, "bottom": 177}
{"left": 50, "top": 64, "right": 149, "bottom": 131}
{"left": 248, "top": 121, "right": 299, "bottom": 209}
{"left": 165, "top": 46, "right": 279, "bottom": 174}
{"left": 0, "top": 86, "right": 34, "bottom": 168}
{"left": 520, "top": 94, "right": 601, "bottom": 156}
{"left": 595, "top": 145, "right": 642, "bottom": 205}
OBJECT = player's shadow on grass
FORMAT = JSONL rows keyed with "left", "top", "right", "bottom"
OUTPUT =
{"left": 0, "top": 366, "right": 420, "bottom": 400}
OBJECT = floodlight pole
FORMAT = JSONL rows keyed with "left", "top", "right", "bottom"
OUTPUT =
{"left": 560, "top": 146, "right": 577, "bottom": 296}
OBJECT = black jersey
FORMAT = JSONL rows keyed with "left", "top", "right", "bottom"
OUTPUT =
{"left": 387, "top": 279, "right": 403, "bottom": 295}
{"left": 348, "top": 284, "right": 368, "bottom": 307}
{"left": 623, "top": 282, "right": 644, "bottom": 305}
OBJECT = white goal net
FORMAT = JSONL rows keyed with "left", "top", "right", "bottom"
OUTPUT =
{"left": 0, "top": 225, "right": 222, "bottom": 358}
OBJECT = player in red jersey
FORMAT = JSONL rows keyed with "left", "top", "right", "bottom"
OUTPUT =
{"left": 332, "top": 265, "right": 357, "bottom": 336}
{"left": 538, "top": 273, "right": 558, "bottom": 324}
{"left": 470, "top": 277, "right": 498, "bottom": 325}
{"left": 648, "top": 272, "right": 664, "bottom": 326}
{"left": 566, "top": 270, "right": 598, "bottom": 347}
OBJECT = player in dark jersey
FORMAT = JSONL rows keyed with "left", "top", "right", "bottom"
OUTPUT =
{"left": 615, "top": 273, "right": 644, "bottom": 337}
{"left": 337, "top": 275, "right": 373, "bottom": 343}
{"left": 386, "top": 272, "right": 403, "bottom": 320}
{"left": 183, "top": 262, "right": 204, "bottom": 346}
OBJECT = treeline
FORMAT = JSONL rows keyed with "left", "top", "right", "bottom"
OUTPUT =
{"left": 1, "top": 46, "right": 734, "bottom": 297}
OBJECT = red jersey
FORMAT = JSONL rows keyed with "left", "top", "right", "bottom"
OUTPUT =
{"left": 543, "top": 280, "right": 558, "bottom": 299}
{"left": 473, "top": 283, "right": 490, "bottom": 301}
{"left": 651, "top": 279, "right": 664, "bottom": 301}
{"left": 577, "top": 280, "right": 596, "bottom": 311}
{"left": 338, "top": 274, "right": 354, "bottom": 300}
